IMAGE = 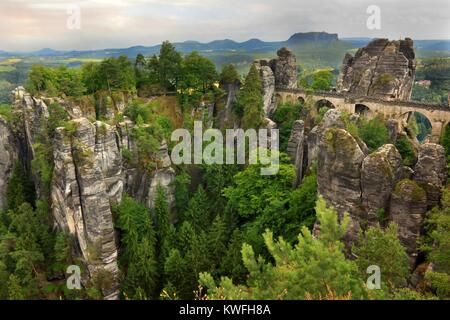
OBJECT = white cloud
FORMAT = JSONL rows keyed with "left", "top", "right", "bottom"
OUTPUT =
{"left": 0, "top": 0, "right": 449, "bottom": 51}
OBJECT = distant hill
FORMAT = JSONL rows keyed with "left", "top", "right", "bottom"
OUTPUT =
{"left": 1, "top": 32, "right": 448, "bottom": 77}
{"left": 0, "top": 32, "right": 348, "bottom": 59}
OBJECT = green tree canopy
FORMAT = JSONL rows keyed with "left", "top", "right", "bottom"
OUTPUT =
{"left": 199, "top": 197, "right": 366, "bottom": 300}
{"left": 239, "top": 64, "right": 264, "bottom": 129}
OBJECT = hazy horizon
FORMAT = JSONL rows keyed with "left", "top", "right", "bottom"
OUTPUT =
{"left": 1, "top": 0, "right": 449, "bottom": 52}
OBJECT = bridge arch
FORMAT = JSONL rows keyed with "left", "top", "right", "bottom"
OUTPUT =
{"left": 315, "top": 99, "right": 335, "bottom": 113}
{"left": 355, "top": 104, "right": 372, "bottom": 118}
{"left": 297, "top": 96, "right": 305, "bottom": 105}
{"left": 401, "top": 111, "right": 432, "bottom": 143}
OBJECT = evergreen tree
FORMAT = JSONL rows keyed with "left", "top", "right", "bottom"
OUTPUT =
{"left": 158, "top": 41, "right": 182, "bottom": 91}
{"left": 7, "top": 274, "right": 25, "bottom": 300}
{"left": 179, "top": 51, "right": 218, "bottom": 93}
{"left": 184, "top": 185, "right": 210, "bottom": 231}
{"left": 219, "top": 228, "right": 247, "bottom": 283}
{"left": 171, "top": 171, "right": 191, "bottom": 216}
{"left": 163, "top": 248, "right": 188, "bottom": 299}
{"left": 239, "top": 64, "right": 264, "bottom": 129}
{"left": 207, "top": 215, "right": 228, "bottom": 273}
{"left": 353, "top": 223, "right": 410, "bottom": 288}
{"left": 115, "top": 195, "right": 158, "bottom": 298}
{"left": 420, "top": 187, "right": 450, "bottom": 299}
{"left": 200, "top": 197, "right": 366, "bottom": 300}
{"left": 219, "top": 64, "right": 240, "bottom": 84}
{"left": 6, "top": 162, "right": 36, "bottom": 211}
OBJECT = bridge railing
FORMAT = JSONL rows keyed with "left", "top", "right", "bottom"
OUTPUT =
{"left": 275, "top": 87, "right": 450, "bottom": 111}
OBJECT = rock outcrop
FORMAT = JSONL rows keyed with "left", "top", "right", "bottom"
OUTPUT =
{"left": 0, "top": 117, "right": 18, "bottom": 210}
{"left": 317, "top": 128, "right": 365, "bottom": 243}
{"left": 9, "top": 87, "right": 177, "bottom": 299}
{"left": 146, "top": 140, "right": 175, "bottom": 210}
{"left": 361, "top": 144, "right": 402, "bottom": 224}
{"left": 51, "top": 119, "right": 122, "bottom": 299}
{"left": 337, "top": 38, "right": 416, "bottom": 101}
{"left": 311, "top": 119, "right": 446, "bottom": 266}
{"left": 253, "top": 60, "right": 276, "bottom": 116}
{"left": 221, "top": 82, "right": 240, "bottom": 127}
{"left": 413, "top": 143, "right": 447, "bottom": 209}
{"left": 254, "top": 47, "right": 297, "bottom": 117}
{"left": 287, "top": 120, "right": 305, "bottom": 186}
{"left": 271, "top": 47, "right": 298, "bottom": 90}
{"left": 390, "top": 179, "right": 428, "bottom": 266}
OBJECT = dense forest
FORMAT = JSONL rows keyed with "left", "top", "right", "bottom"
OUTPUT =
{"left": 0, "top": 41, "right": 449, "bottom": 300}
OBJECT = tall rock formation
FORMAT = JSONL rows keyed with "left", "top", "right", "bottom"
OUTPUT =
{"left": 253, "top": 47, "right": 297, "bottom": 117}
{"left": 390, "top": 179, "right": 428, "bottom": 266}
{"left": 317, "top": 127, "right": 365, "bottom": 243}
{"left": 0, "top": 117, "right": 18, "bottom": 210}
{"left": 337, "top": 38, "right": 416, "bottom": 101}
{"left": 286, "top": 120, "right": 305, "bottom": 186}
{"left": 361, "top": 144, "right": 402, "bottom": 224}
{"left": 8, "top": 87, "right": 177, "bottom": 299}
{"left": 51, "top": 119, "right": 122, "bottom": 299}
{"left": 146, "top": 140, "right": 176, "bottom": 210}
{"left": 271, "top": 47, "right": 298, "bottom": 90}
{"left": 253, "top": 60, "right": 276, "bottom": 116}
{"left": 413, "top": 143, "right": 447, "bottom": 209}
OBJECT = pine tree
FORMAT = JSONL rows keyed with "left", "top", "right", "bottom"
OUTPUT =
{"left": 420, "top": 187, "right": 450, "bottom": 298}
{"left": 184, "top": 186, "right": 210, "bottom": 231}
{"left": 6, "top": 162, "right": 36, "bottom": 211}
{"left": 163, "top": 248, "right": 187, "bottom": 299}
{"left": 172, "top": 171, "right": 191, "bottom": 217}
{"left": 219, "top": 228, "right": 247, "bottom": 283}
{"left": 115, "top": 195, "right": 158, "bottom": 298}
{"left": 207, "top": 215, "right": 228, "bottom": 272}
{"left": 353, "top": 223, "right": 410, "bottom": 289}
{"left": 239, "top": 64, "right": 264, "bottom": 129}
{"left": 154, "top": 186, "right": 172, "bottom": 261}
{"left": 200, "top": 197, "right": 366, "bottom": 300}
{"left": 7, "top": 274, "right": 25, "bottom": 300}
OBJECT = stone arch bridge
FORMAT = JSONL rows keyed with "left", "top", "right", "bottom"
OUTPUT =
{"left": 276, "top": 88, "right": 450, "bottom": 142}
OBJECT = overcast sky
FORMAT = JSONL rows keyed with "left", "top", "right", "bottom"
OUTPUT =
{"left": 1, "top": 0, "right": 449, "bottom": 51}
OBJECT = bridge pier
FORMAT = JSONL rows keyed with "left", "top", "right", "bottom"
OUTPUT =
{"left": 431, "top": 122, "right": 444, "bottom": 143}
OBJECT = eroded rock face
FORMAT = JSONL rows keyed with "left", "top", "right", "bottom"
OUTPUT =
{"left": 386, "top": 119, "right": 400, "bottom": 142}
{"left": 337, "top": 38, "right": 416, "bottom": 101}
{"left": 271, "top": 47, "right": 298, "bottom": 90}
{"left": 413, "top": 143, "right": 447, "bottom": 209}
{"left": 253, "top": 47, "right": 297, "bottom": 117}
{"left": 51, "top": 118, "right": 122, "bottom": 299}
{"left": 390, "top": 179, "right": 427, "bottom": 266}
{"left": 254, "top": 60, "right": 276, "bottom": 116}
{"left": 218, "top": 82, "right": 240, "bottom": 128}
{"left": 287, "top": 120, "right": 305, "bottom": 186}
{"left": 146, "top": 140, "right": 175, "bottom": 210}
{"left": 361, "top": 144, "right": 402, "bottom": 223}
{"left": 0, "top": 117, "right": 18, "bottom": 210}
{"left": 317, "top": 128, "right": 365, "bottom": 243}
{"left": 305, "top": 109, "right": 346, "bottom": 168}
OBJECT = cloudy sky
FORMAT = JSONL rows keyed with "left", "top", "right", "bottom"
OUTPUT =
{"left": 1, "top": 0, "right": 449, "bottom": 51}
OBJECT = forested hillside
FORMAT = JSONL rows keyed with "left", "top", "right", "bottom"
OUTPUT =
{"left": 0, "top": 40, "right": 449, "bottom": 301}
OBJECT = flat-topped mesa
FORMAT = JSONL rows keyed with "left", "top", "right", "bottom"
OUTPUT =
{"left": 337, "top": 38, "right": 416, "bottom": 101}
